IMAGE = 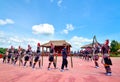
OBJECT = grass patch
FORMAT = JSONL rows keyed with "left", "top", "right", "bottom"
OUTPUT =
{"left": 110, "top": 54, "right": 120, "bottom": 57}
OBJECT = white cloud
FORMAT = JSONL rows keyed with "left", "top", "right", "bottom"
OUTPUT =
{"left": 6, "top": 19, "right": 14, "bottom": 24}
{"left": 32, "top": 24, "right": 55, "bottom": 35}
{"left": 62, "top": 24, "right": 74, "bottom": 34}
{"left": 0, "top": 19, "right": 14, "bottom": 25}
{"left": 63, "top": 29, "right": 68, "bottom": 34}
{"left": 69, "top": 36, "right": 92, "bottom": 51}
{"left": 0, "top": 31, "right": 4, "bottom": 37}
{"left": 9, "top": 37, "right": 23, "bottom": 43}
{"left": 0, "top": 31, "right": 42, "bottom": 50}
{"left": 57, "top": 0, "right": 63, "bottom": 7}
{"left": 66, "top": 24, "right": 74, "bottom": 31}
{"left": 0, "top": 31, "right": 92, "bottom": 52}
{"left": 10, "top": 37, "right": 44, "bottom": 50}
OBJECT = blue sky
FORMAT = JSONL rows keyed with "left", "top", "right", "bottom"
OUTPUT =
{"left": 0, "top": 0, "right": 120, "bottom": 51}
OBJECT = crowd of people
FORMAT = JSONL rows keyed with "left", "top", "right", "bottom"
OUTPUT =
{"left": 3, "top": 43, "right": 41, "bottom": 69}
{"left": 2, "top": 40, "right": 112, "bottom": 76}
{"left": 2, "top": 42, "right": 69, "bottom": 72}
{"left": 74, "top": 39, "right": 112, "bottom": 76}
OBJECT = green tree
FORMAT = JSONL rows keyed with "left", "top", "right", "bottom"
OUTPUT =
{"left": 0, "top": 48, "right": 6, "bottom": 54}
{"left": 110, "top": 40, "right": 119, "bottom": 53}
{"left": 119, "top": 42, "right": 120, "bottom": 49}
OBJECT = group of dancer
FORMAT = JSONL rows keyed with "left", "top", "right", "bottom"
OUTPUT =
{"left": 3, "top": 43, "right": 42, "bottom": 69}
{"left": 2, "top": 42, "right": 68, "bottom": 72}
{"left": 79, "top": 39, "right": 112, "bottom": 76}
{"left": 2, "top": 39, "right": 112, "bottom": 75}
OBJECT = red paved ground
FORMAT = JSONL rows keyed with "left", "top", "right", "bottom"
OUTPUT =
{"left": 0, "top": 57, "right": 120, "bottom": 82}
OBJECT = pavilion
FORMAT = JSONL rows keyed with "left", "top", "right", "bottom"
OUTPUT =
{"left": 41, "top": 40, "right": 71, "bottom": 56}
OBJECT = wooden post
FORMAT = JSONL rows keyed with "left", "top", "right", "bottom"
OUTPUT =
{"left": 92, "top": 35, "right": 95, "bottom": 57}
{"left": 55, "top": 51, "right": 58, "bottom": 66}
{"left": 68, "top": 45, "right": 73, "bottom": 68}
{"left": 42, "top": 47, "right": 44, "bottom": 66}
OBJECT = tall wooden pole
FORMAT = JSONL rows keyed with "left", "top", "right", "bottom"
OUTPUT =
{"left": 42, "top": 47, "right": 44, "bottom": 66}
{"left": 55, "top": 50, "right": 58, "bottom": 67}
{"left": 68, "top": 45, "right": 73, "bottom": 68}
{"left": 92, "top": 35, "right": 96, "bottom": 57}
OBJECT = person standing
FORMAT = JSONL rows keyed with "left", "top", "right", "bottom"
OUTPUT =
{"left": 101, "top": 39, "right": 112, "bottom": 76}
{"left": 24, "top": 45, "right": 33, "bottom": 67}
{"left": 14, "top": 48, "right": 19, "bottom": 65}
{"left": 18, "top": 46, "right": 23, "bottom": 66}
{"left": 7, "top": 46, "right": 14, "bottom": 64}
{"left": 93, "top": 43, "right": 100, "bottom": 68}
{"left": 3, "top": 48, "right": 9, "bottom": 63}
{"left": 60, "top": 44, "right": 68, "bottom": 72}
{"left": 32, "top": 43, "right": 41, "bottom": 69}
{"left": 48, "top": 43, "right": 56, "bottom": 70}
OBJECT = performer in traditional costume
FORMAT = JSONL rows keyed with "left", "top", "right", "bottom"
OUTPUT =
{"left": 7, "top": 46, "right": 14, "bottom": 64}
{"left": 48, "top": 43, "right": 56, "bottom": 70}
{"left": 3, "top": 48, "right": 9, "bottom": 63}
{"left": 24, "top": 45, "right": 33, "bottom": 67}
{"left": 60, "top": 44, "right": 68, "bottom": 72}
{"left": 32, "top": 43, "right": 41, "bottom": 69}
{"left": 93, "top": 43, "right": 100, "bottom": 68}
{"left": 14, "top": 48, "right": 19, "bottom": 65}
{"left": 17, "top": 46, "right": 24, "bottom": 66}
{"left": 101, "top": 39, "right": 112, "bottom": 76}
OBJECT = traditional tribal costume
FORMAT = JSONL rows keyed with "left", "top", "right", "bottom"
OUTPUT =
{"left": 48, "top": 43, "right": 56, "bottom": 70}
{"left": 93, "top": 43, "right": 100, "bottom": 68}
{"left": 14, "top": 49, "right": 19, "bottom": 65}
{"left": 101, "top": 39, "right": 112, "bottom": 76}
{"left": 60, "top": 44, "right": 68, "bottom": 72}
{"left": 8, "top": 46, "right": 14, "bottom": 64}
{"left": 32, "top": 43, "right": 41, "bottom": 69}
{"left": 24, "top": 45, "right": 33, "bottom": 67}
{"left": 18, "top": 46, "right": 23, "bottom": 66}
{"left": 3, "top": 48, "right": 9, "bottom": 63}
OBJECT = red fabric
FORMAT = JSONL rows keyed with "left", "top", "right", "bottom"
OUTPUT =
{"left": 0, "top": 54, "right": 2, "bottom": 58}
{"left": 37, "top": 43, "right": 40, "bottom": 47}
{"left": 105, "top": 39, "right": 109, "bottom": 45}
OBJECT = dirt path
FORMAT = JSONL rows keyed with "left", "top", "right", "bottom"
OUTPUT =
{"left": 0, "top": 57, "right": 120, "bottom": 82}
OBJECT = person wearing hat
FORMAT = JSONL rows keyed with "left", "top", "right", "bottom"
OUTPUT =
{"left": 3, "top": 48, "right": 9, "bottom": 63}
{"left": 60, "top": 44, "right": 68, "bottom": 72}
{"left": 101, "top": 39, "right": 112, "bottom": 76}
{"left": 13, "top": 47, "right": 19, "bottom": 65}
{"left": 7, "top": 46, "right": 15, "bottom": 64}
{"left": 24, "top": 44, "right": 33, "bottom": 67}
{"left": 93, "top": 43, "right": 100, "bottom": 68}
{"left": 32, "top": 43, "right": 41, "bottom": 69}
{"left": 18, "top": 46, "right": 24, "bottom": 66}
{"left": 48, "top": 43, "right": 56, "bottom": 70}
